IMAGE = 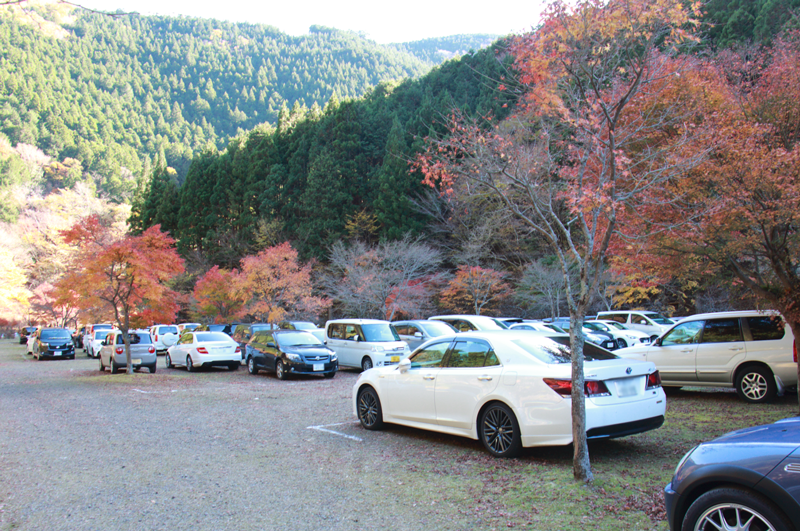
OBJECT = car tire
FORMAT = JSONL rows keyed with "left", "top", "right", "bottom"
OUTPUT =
{"left": 681, "top": 486, "right": 793, "bottom": 531}
{"left": 228, "top": 362, "right": 239, "bottom": 371}
{"left": 98, "top": 356, "right": 105, "bottom": 371}
{"left": 357, "top": 387, "right": 384, "bottom": 430}
{"left": 247, "top": 357, "right": 258, "bottom": 375}
{"left": 616, "top": 338, "right": 627, "bottom": 348}
{"left": 110, "top": 359, "right": 120, "bottom": 374}
{"left": 186, "top": 356, "right": 195, "bottom": 372}
{"left": 479, "top": 403, "right": 522, "bottom": 458}
{"left": 165, "top": 352, "right": 173, "bottom": 369}
{"left": 148, "top": 364, "right": 156, "bottom": 374}
{"left": 735, "top": 365, "right": 777, "bottom": 403}
{"left": 276, "top": 360, "right": 287, "bottom": 380}
{"left": 323, "top": 371, "right": 336, "bottom": 379}
{"left": 361, "top": 357, "right": 373, "bottom": 371}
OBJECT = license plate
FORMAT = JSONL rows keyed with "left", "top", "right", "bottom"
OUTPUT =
{"left": 616, "top": 379, "right": 638, "bottom": 397}
{"left": 53, "top": 351, "right": 62, "bottom": 356}
{"left": 313, "top": 363, "right": 324, "bottom": 371}
{"left": 132, "top": 359, "right": 141, "bottom": 365}
{"left": 390, "top": 356, "right": 400, "bottom": 362}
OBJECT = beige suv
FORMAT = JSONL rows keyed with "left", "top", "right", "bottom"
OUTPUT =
{"left": 615, "top": 310, "right": 796, "bottom": 403}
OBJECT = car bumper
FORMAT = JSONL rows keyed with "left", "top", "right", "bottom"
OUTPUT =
{"left": 286, "top": 360, "right": 338, "bottom": 375}
{"left": 663, "top": 482, "right": 679, "bottom": 531}
{"left": 113, "top": 353, "right": 157, "bottom": 367}
{"left": 37, "top": 350, "right": 75, "bottom": 359}
{"left": 194, "top": 353, "right": 240, "bottom": 367}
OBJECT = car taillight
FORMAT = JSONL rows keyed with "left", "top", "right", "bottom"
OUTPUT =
{"left": 235, "top": 346, "right": 241, "bottom": 353}
{"left": 543, "top": 378, "right": 611, "bottom": 397}
{"left": 148, "top": 346, "right": 155, "bottom": 354}
{"left": 115, "top": 347, "right": 124, "bottom": 354}
{"left": 155, "top": 335, "right": 158, "bottom": 342}
{"left": 794, "top": 340, "right": 797, "bottom": 363}
{"left": 197, "top": 347, "right": 208, "bottom": 354}
{"left": 646, "top": 371, "right": 662, "bottom": 390}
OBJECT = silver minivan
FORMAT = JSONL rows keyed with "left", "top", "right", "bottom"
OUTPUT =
{"left": 615, "top": 310, "right": 796, "bottom": 403}
{"left": 325, "top": 319, "right": 410, "bottom": 371}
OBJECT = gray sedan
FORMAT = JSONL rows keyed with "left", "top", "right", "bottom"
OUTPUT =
{"left": 98, "top": 331, "right": 157, "bottom": 373}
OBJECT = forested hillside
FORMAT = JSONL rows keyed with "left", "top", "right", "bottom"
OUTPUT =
{"left": 131, "top": 41, "right": 518, "bottom": 264}
{"left": 391, "top": 34, "right": 500, "bottom": 64}
{"left": 0, "top": 4, "right": 440, "bottom": 211}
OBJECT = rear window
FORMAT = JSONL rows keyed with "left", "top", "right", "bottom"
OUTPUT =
{"left": 251, "top": 324, "right": 275, "bottom": 332}
{"left": 158, "top": 326, "right": 178, "bottom": 334}
{"left": 511, "top": 336, "right": 617, "bottom": 364}
{"left": 195, "top": 332, "right": 231, "bottom": 342}
{"left": 40, "top": 329, "right": 71, "bottom": 341}
{"left": 116, "top": 333, "right": 151, "bottom": 345}
{"left": 747, "top": 316, "right": 785, "bottom": 341}
{"left": 94, "top": 331, "right": 108, "bottom": 339}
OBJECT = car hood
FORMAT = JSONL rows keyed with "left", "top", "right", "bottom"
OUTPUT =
{"left": 282, "top": 345, "right": 333, "bottom": 356}
{"left": 674, "top": 418, "right": 800, "bottom": 486}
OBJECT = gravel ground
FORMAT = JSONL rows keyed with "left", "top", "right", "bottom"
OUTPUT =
{"left": 0, "top": 339, "right": 488, "bottom": 531}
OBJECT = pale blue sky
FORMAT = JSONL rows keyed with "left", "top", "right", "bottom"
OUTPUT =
{"left": 78, "top": 0, "right": 547, "bottom": 43}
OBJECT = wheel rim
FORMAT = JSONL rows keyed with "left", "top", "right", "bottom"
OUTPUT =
{"left": 741, "top": 372, "right": 768, "bottom": 400}
{"left": 248, "top": 358, "right": 254, "bottom": 373}
{"left": 166, "top": 354, "right": 171, "bottom": 367}
{"left": 358, "top": 391, "right": 379, "bottom": 427}
{"left": 277, "top": 362, "right": 283, "bottom": 378}
{"left": 362, "top": 358, "right": 372, "bottom": 371}
{"left": 482, "top": 407, "right": 515, "bottom": 455}
{"left": 693, "top": 502, "right": 776, "bottom": 531}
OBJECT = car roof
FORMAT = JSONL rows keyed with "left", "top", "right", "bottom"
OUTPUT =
{"left": 326, "top": 319, "right": 390, "bottom": 325}
{"left": 674, "top": 310, "right": 781, "bottom": 321}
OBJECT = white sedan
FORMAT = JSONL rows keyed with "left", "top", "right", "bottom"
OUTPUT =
{"left": 586, "top": 320, "right": 651, "bottom": 348}
{"left": 353, "top": 331, "right": 666, "bottom": 458}
{"left": 165, "top": 331, "right": 241, "bottom": 371}
{"left": 86, "top": 329, "right": 114, "bottom": 358}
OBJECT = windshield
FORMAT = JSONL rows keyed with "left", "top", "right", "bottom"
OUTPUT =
{"left": 195, "top": 332, "right": 232, "bottom": 343}
{"left": 606, "top": 322, "right": 627, "bottom": 330}
{"left": 361, "top": 324, "right": 400, "bottom": 342}
{"left": 252, "top": 324, "right": 275, "bottom": 332}
{"left": 645, "top": 313, "right": 674, "bottom": 325}
{"left": 583, "top": 322, "right": 607, "bottom": 332}
{"left": 511, "top": 336, "right": 618, "bottom": 364}
{"left": 276, "top": 331, "right": 323, "bottom": 347}
{"left": 543, "top": 324, "right": 566, "bottom": 334}
{"left": 40, "top": 329, "right": 71, "bottom": 341}
{"left": 419, "top": 321, "right": 457, "bottom": 336}
{"left": 490, "top": 319, "right": 509, "bottom": 330}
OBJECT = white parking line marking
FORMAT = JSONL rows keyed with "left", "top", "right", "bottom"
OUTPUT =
{"left": 307, "top": 422, "right": 363, "bottom": 442}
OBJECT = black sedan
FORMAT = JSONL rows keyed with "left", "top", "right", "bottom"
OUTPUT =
{"left": 245, "top": 330, "right": 337, "bottom": 380}
{"left": 665, "top": 417, "right": 800, "bottom": 531}
{"left": 32, "top": 328, "right": 75, "bottom": 360}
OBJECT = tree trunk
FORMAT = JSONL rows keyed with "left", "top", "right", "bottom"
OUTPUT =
{"left": 569, "top": 312, "right": 593, "bottom": 482}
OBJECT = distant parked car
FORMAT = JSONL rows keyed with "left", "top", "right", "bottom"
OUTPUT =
{"left": 72, "top": 326, "right": 86, "bottom": 348}
{"left": 149, "top": 324, "right": 179, "bottom": 354}
{"left": 353, "top": 330, "right": 666, "bottom": 458}
{"left": 428, "top": 315, "right": 510, "bottom": 332}
{"left": 615, "top": 310, "right": 796, "bottom": 403}
{"left": 19, "top": 326, "right": 37, "bottom": 345}
{"left": 32, "top": 328, "right": 75, "bottom": 360}
{"left": 86, "top": 329, "right": 116, "bottom": 358}
{"left": 195, "top": 323, "right": 235, "bottom": 335}
{"left": 246, "top": 329, "right": 337, "bottom": 379}
{"left": 391, "top": 320, "right": 458, "bottom": 350}
{"left": 326, "top": 319, "right": 410, "bottom": 371}
{"left": 595, "top": 310, "right": 676, "bottom": 340}
{"left": 509, "top": 322, "right": 568, "bottom": 334}
{"left": 587, "top": 320, "right": 651, "bottom": 346}
{"left": 277, "top": 321, "right": 318, "bottom": 331}
{"left": 165, "top": 331, "right": 241, "bottom": 372}
{"left": 665, "top": 417, "right": 800, "bottom": 531}
{"left": 231, "top": 323, "right": 278, "bottom": 359}
{"left": 98, "top": 330, "right": 157, "bottom": 373}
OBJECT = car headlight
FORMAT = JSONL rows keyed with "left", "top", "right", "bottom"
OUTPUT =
{"left": 285, "top": 353, "right": 301, "bottom": 362}
{"left": 330, "top": 353, "right": 337, "bottom": 361}
{"left": 371, "top": 346, "right": 385, "bottom": 352}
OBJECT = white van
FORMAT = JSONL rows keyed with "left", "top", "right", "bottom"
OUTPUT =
{"left": 325, "top": 319, "right": 411, "bottom": 371}
{"left": 595, "top": 310, "right": 675, "bottom": 340}
{"left": 615, "top": 310, "right": 796, "bottom": 403}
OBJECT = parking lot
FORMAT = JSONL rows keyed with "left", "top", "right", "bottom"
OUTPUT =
{"left": 1, "top": 339, "right": 797, "bottom": 530}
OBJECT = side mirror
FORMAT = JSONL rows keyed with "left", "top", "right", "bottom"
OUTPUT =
{"left": 398, "top": 358, "right": 411, "bottom": 372}
{"left": 413, "top": 332, "right": 423, "bottom": 338}
{"left": 353, "top": 334, "right": 361, "bottom": 342}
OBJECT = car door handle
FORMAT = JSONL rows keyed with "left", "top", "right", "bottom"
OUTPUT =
{"left": 477, "top": 376, "right": 493, "bottom": 381}
{"left": 423, "top": 375, "right": 436, "bottom": 380}
{"left": 729, "top": 347, "right": 744, "bottom": 351}
{"left": 681, "top": 348, "right": 693, "bottom": 352}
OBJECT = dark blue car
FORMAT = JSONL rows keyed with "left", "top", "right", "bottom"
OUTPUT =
{"left": 665, "top": 417, "right": 800, "bottom": 531}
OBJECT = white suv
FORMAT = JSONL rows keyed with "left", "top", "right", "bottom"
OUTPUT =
{"left": 615, "top": 310, "right": 796, "bottom": 403}
{"left": 325, "top": 319, "right": 410, "bottom": 371}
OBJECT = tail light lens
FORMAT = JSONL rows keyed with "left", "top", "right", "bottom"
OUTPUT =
{"left": 646, "top": 371, "right": 662, "bottom": 390}
{"left": 543, "top": 378, "right": 611, "bottom": 397}
{"left": 235, "top": 346, "right": 241, "bottom": 353}
{"left": 148, "top": 346, "right": 155, "bottom": 354}
{"left": 794, "top": 340, "right": 797, "bottom": 363}
{"left": 155, "top": 335, "right": 159, "bottom": 342}
{"left": 197, "top": 347, "right": 208, "bottom": 354}
{"left": 115, "top": 347, "right": 124, "bottom": 354}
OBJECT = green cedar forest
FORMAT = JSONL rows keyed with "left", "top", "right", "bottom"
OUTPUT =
{"left": 2, "top": 0, "right": 799, "bottom": 269}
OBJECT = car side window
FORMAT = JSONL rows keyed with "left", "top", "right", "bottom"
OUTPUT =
{"left": 702, "top": 318, "right": 742, "bottom": 343}
{"left": 406, "top": 324, "right": 421, "bottom": 336}
{"left": 446, "top": 340, "right": 491, "bottom": 368}
{"left": 661, "top": 321, "right": 704, "bottom": 346}
{"left": 345, "top": 325, "right": 359, "bottom": 341}
{"left": 747, "top": 317, "right": 785, "bottom": 341}
{"left": 484, "top": 350, "right": 501, "bottom": 367}
{"left": 393, "top": 325, "right": 408, "bottom": 336}
{"left": 409, "top": 341, "right": 450, "bottom": 369}
{"left": 179, "top": 333, "right": 193, "bottom": 345}
{"left": 451, "top": 320, "right": 474, "bottom": 332}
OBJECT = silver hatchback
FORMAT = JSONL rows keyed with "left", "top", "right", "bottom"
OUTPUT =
{"left": 98, "top": 331, "right": 158, "bottom": 374}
